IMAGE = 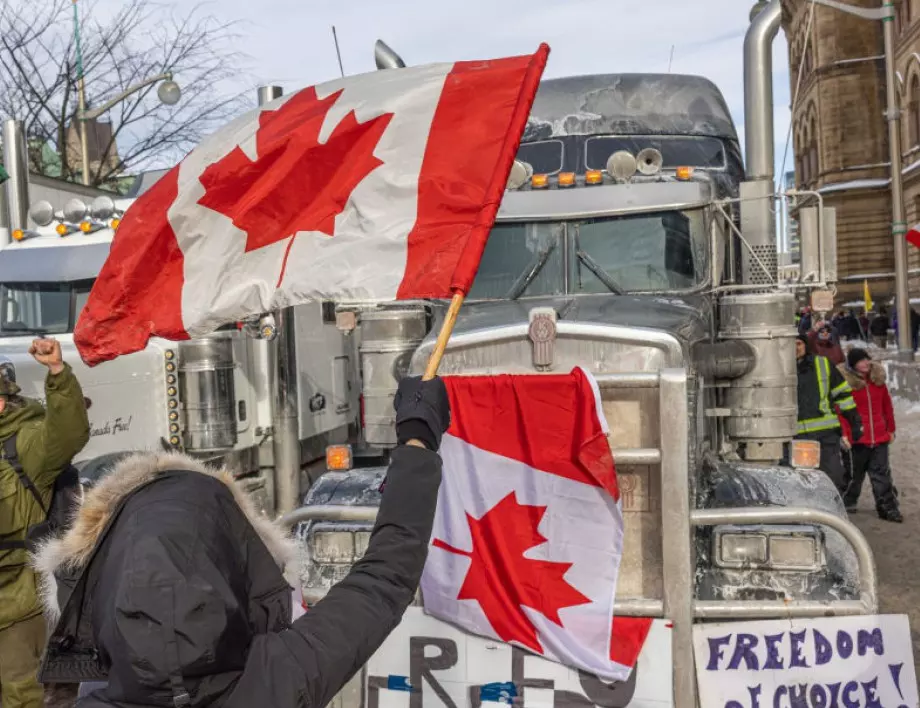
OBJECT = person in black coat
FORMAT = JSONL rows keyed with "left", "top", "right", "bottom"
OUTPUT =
{"left": 32, "top": 376, "right": 450, "bottom": 708}
{"left": 869, "top": 308, "right": 890, "bottom": 347}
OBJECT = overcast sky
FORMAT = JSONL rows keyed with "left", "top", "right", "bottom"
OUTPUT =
{"left": 94, "top": 0, "right": 794, "bottom": 178}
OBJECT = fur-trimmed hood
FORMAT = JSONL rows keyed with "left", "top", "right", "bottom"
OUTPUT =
{"left": 838, "top": 360, "right": 887, "bottom": 391}
{"left": 32, "top": 451, "right": 298, "bottom": 622}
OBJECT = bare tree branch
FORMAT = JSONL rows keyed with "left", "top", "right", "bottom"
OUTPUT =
{"left": 0, "top": 0, "right": 250, "bottom": 189}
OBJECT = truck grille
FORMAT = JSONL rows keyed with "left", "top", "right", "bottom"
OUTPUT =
{"left": 409, "top": 321, "right": 686, "bottom": 602}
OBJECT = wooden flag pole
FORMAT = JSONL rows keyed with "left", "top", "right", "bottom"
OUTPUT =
{"left": 423, "top": 291, "right": 465, "bottom": 380}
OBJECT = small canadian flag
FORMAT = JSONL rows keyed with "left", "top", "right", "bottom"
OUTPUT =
{"left": 422, "top": 369, "right": 652, "bottom": 681}
{"left": 907, "top": 224, "right": 920, "bottom": 249}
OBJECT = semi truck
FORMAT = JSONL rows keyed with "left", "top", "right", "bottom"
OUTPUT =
{"left": 0, "top": 2, "right": 884, "bottom": 705}
{"left": 287, "top": 7, "right": 882, "bottom": 707}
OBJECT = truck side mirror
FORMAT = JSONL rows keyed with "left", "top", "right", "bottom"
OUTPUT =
{"left": 798, "top": 206, "right": 820, "bottom": 284}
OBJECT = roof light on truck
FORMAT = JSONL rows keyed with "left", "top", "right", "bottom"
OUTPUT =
{"left": 11, "top": 229, "right": 24, "bottom": 241}
{"left": 55, "top": 223, "right": 73, "bottom": 237}
{"left": 557, "top": 172, "right": 576, "bottom": 188}
{"left": 531, "top": 174, "right": 549, "bottom": 189}
{"left": 79, "top": 220, "right": 105, "bottom": 234}
{"left": 110, "top": 217, "right": 121, "bottom": 231}
{"left": 675, "top": 165, "right": 694, "bottom": 181}
{"left": 585, "top": 169, "right": 604, "bottom": 185}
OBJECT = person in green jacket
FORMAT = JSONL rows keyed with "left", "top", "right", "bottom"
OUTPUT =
{"left": 0, "top": 338, "right": 89, "bottom": 707}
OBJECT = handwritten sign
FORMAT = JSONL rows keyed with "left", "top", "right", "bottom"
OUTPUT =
{"left": 693, "top": 615, "right": 918, "bottom": 708}
{"left": 364, "top": 607, "right": 672, "bottom": 707}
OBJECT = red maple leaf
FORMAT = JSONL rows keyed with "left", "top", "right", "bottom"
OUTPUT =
{"left": 197, "top": 87, "right": 393, "bottom": 286}
{"left": 432, "top": 492, "right": 591, "bottom": 654}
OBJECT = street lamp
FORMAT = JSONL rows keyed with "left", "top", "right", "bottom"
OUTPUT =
{"left": 791, "top": 0, "right": 912, "bottom": 360}
{"left": 77, "top": 72, "right": 182, "bottom": 187}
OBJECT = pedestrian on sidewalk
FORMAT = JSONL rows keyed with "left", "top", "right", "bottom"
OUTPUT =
{"left": 838, "top": 348, "right": 902, "bottom": 522}
{"left": 795, "top": 335, "right": 862, "bottom": 496}
{"left": 35, "top": 376, "right": 450, "bottom": 708}
{"left": 910, "top": 307, "right": 919, "bottom": 352}
{"left": 869, "top": 308, "right": 890, "bottom": 348}
{"left": 0, "top": 339, "right": 89, "bottom": 708}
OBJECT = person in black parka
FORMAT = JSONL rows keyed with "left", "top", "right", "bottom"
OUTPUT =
{"left": 32, "top": 376, "right": 450, "bottom": 708}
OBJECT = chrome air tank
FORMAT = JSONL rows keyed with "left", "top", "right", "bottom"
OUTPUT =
{"left": 719, "top": 292, "right": 797, "bottom": 462}
{"left": 358, "top": 306, "right": 429, "bottom": 447}
{"left": 178, "top": 334, "right": 237, "bottom": 451}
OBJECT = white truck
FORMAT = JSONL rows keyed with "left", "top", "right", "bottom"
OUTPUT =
{"left": 0, "top": 181, "right": 359, "bottom": 510}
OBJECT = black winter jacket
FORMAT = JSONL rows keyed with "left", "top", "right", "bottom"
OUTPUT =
{"left": 796, "top": 354, "right": 861, "bottom": 440}
{"left": 33, "top": 447, "right": 442, "bottom": 707}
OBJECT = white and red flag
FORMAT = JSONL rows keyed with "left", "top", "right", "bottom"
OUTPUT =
{"left": 74, "top": 46, "right": 549, "bottom": 366}
{"left": 423, "top": 369, "right": 653, "bottom": 681}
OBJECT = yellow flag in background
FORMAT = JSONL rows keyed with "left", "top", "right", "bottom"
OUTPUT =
{"left": 864, "top": 279, "right": 873, "bottom": 313}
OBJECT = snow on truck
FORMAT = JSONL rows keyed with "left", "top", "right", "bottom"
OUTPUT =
{"left": 0, "top": 4, "right": 904, "bottom": 706}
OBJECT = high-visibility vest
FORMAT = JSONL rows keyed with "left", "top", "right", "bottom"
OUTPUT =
{"left": 797, "top": 356, "right": 857, "bottom": 434}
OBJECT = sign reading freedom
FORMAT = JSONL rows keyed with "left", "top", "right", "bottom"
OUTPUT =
{"left": 693, "top": 615, "right": 918, "bottom": 708}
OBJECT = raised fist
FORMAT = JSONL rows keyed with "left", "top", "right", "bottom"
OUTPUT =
{"left": 29, "top": 338, "right": 64, "bottom": 375}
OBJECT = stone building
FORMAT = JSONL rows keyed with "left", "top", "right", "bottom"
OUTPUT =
{"left": 782, "top": 0, "right": 920, "bottom": 306}
{"left": 63, "top": 117, "right": 122, "bottom": 186}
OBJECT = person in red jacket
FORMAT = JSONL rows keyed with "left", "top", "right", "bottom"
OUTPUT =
{"left": 838, "top": 348, "right": 902, "bottom": 522}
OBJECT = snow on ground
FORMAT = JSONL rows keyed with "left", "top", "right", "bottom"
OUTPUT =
{"left": 847, "top": 393, "right": 920, "bottom": 673}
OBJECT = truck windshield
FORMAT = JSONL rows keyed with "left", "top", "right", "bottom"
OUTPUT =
{"left": 468, "top": 209, "right": 707, "bottom": 300}
{"left": 0, "top": 281, "right": 94, "bottom": 335}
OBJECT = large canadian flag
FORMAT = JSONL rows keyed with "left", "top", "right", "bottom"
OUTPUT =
{"left": 422, "top": 369, "right": 653, "bottom": 681}
{"left": 74, "top": 47, "right": 549, "bottom": 366}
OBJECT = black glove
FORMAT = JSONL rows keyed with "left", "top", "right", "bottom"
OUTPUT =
{"left": 844, "top": 409, "right": 863, "bottom": 443}
{"left": 394, "top": 376, "right": 451, "bottom": 452}
{"left": 851, "top": 422, "right": 863, "bottom": 443}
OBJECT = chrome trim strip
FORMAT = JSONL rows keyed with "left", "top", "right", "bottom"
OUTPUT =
{"left": 411, "top": 322, "right": 684, "bottom": 371}
{"left": 613, "top": 448, "right": 661, "bottom": 465}
{"left": 659, "top": 369, "right": 696, "bottom": 708}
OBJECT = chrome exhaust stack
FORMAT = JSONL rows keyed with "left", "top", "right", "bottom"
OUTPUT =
{"left": 374, "top": 40, "right": 406, "bottom": 70}
{"left": 1, "top": 119, "right": 30, "bottom": 245}
{"left": 739, "top": 0, "right": 782, "bottom": 287}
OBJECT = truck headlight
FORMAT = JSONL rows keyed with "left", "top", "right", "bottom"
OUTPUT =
{"left": 302, "top": 526, "right": 375, "bottom": 605}
{"left": 714, "top": 526, "right": 824, "bottom": 571}
{"left": 769, "top": 535, "right": 821, "bottom": 570}
{"left": 718, "top": 533, "right": 767, "bottom": 566}
{"left": 310, "top": 531, "right": 355, "bottom": 564}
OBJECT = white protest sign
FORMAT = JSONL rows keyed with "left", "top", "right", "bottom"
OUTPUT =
{"left": 694, "top": 614, "right": 918, "bottom": 708}
{"left": 365, "top": 607, "right": 673, "bottom": 707}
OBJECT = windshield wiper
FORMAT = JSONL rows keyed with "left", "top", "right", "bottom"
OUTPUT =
{"left": 574, "top": 248, "right": 625, "bottom": 295}
{"left": 506, "top": 239, "right": 557, "bottom": 300}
